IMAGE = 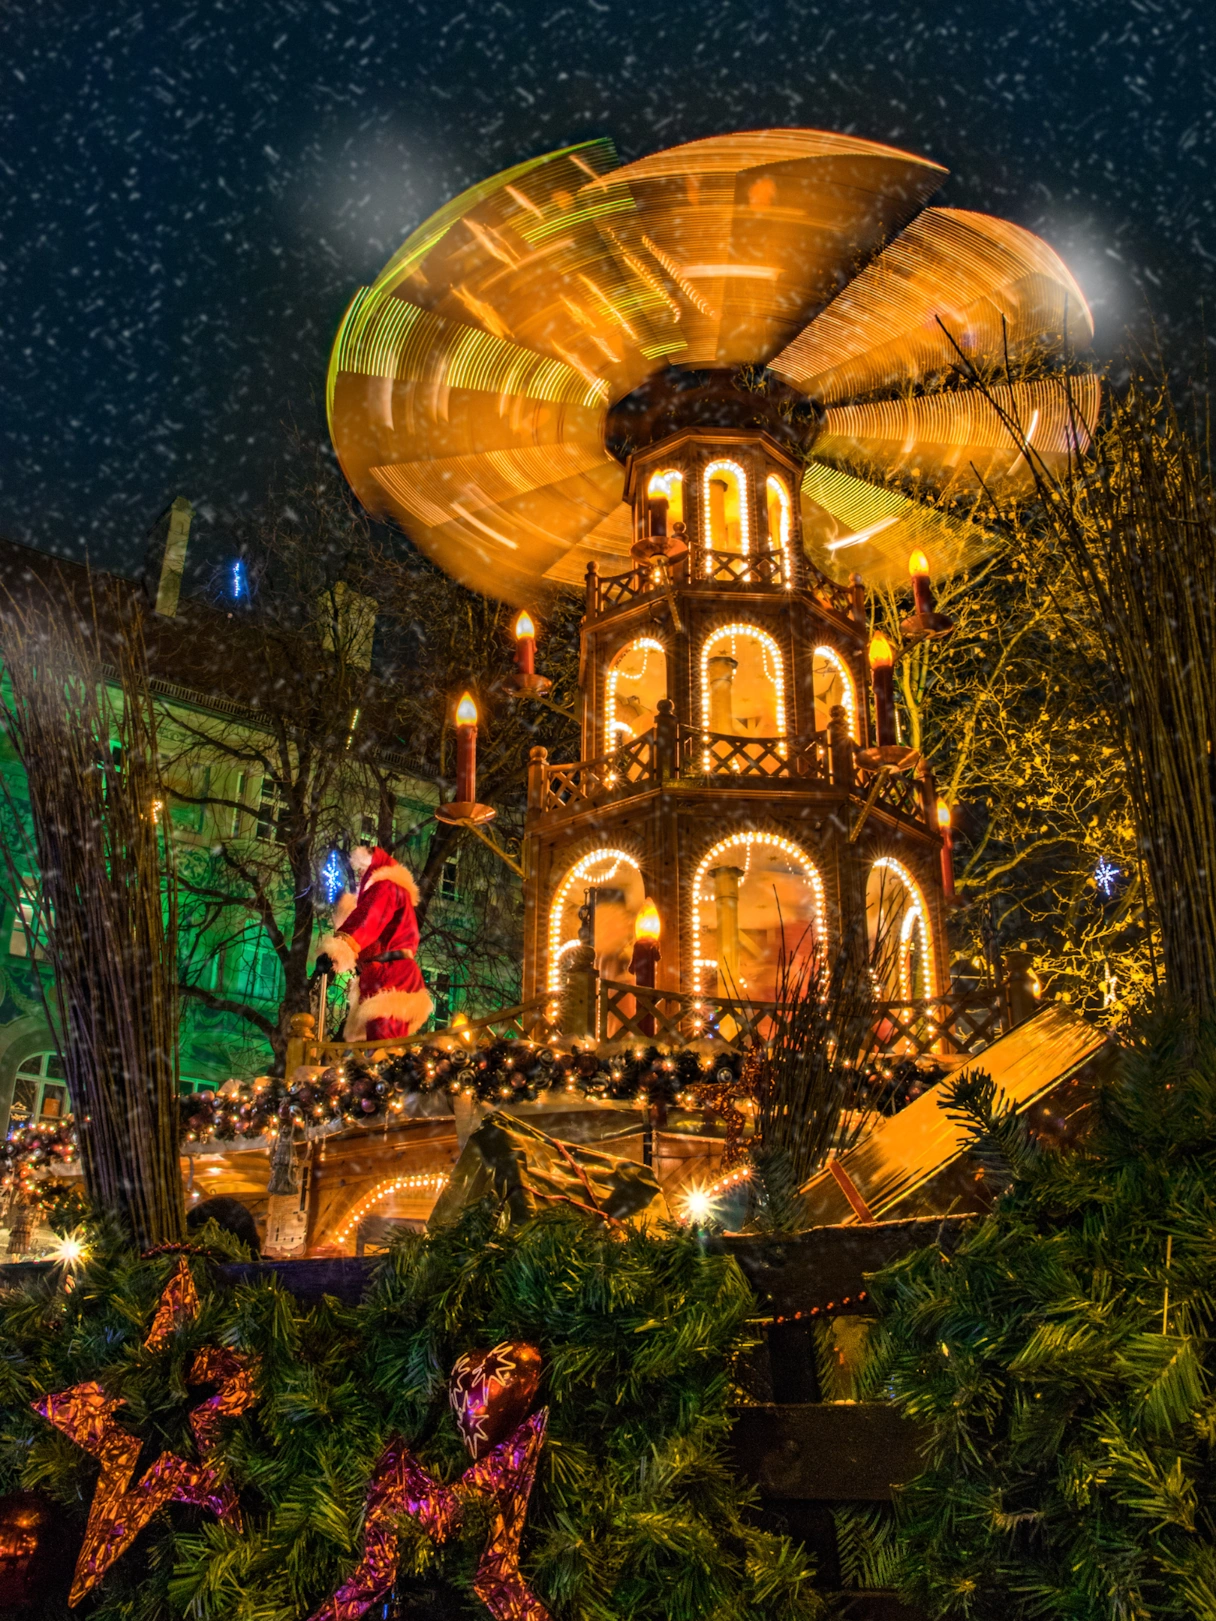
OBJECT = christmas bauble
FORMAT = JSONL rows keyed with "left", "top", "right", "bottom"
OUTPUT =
{"left": 0, "top": 1490, "right": 58, "bottom": 1608}
{"left": 449, "top": 1341, "right": 543, "bottom": 1459}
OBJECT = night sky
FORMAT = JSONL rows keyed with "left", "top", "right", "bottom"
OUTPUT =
{"left": 2, "top": 0, "right": 1213, "bottom": 576}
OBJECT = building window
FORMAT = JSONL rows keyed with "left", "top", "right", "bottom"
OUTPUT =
{"left": 256, "top": 778, "right": 285, "bottom": 844}
{"left": 10, "top": 1051, "right": 68, "bottom": 1127}
{"left": 360, "top": 813, "right": 378, "bottom": 843}
{"left": 440, "top": 859, "right": 458, "bottom": 900}
{"left": 433, "top": 970, "right": 451, "bottom": 1025}
{"left": 8, "top": 881, "right": 47, "bottom": 959}
{"left": 230, "top": 772, "right": 247, "bottom": 838}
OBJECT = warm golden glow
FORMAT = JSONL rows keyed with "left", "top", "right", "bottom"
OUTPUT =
{"left": 869, "top": 633, "right": 894, "bottom": 669}
{"left": 514, "top": 609, "right": 536, "bottom": 640}
{"left": 327, "top": 130, "right": 1095, "bottom": 602}
{"left": 908, "top": 549, "right": 930, "bottom": 578}
{"left": 937, "top": 799, "right": 952, "bottom": 830}
{"left": 455, "top": 692, "right": 478, "bottom": 726}
{"left": 635, "top": 899, "right": 661, "bottom": 942}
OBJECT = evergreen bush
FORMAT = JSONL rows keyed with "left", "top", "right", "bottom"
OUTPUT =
{"left": 0, "top": 1205, "right": 821, "bottom": 1620}
{"left": 868, "top": 1012, "right": 1216, "bottom": 1619}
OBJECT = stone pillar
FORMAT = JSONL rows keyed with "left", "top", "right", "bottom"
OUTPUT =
{"left": 711, "top": 865, "right": 745, "bottom": 999}
{"left": 707, "top": 655, "right": 737, "bottom": 734}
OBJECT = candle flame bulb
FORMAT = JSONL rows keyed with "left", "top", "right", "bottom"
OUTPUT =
{"left": 937, "top": 799, "right": 952, "bottom": 829}
{"left": 868, "top": 632, "right": 894, "bottom": 669}
{"left": 635, "top": 899, "right": 661, "bottom": 942}
{"left": 514, "top": 609, "right": 535, "bottom": 640}
{"left": 908, "top": 551, "right": 935, "bottom": 616}
{"left": 455, "top": 692, "right": 478, "bottom": 727}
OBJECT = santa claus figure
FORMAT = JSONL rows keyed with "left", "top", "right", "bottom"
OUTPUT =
{"left": 316, "top": 845, "right": 433, "bottom": 1041}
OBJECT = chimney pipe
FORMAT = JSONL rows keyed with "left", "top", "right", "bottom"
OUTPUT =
{"left": 153, "top": 496, "right": 193, "bottom": 617}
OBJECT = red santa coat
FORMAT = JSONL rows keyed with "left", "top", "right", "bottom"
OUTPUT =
{"left": 316, "top": 849, "right": 433, "bottom": 1041}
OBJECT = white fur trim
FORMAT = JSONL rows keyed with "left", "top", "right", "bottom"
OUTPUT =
{"left": 362, "top": 862, "right": 420, "bottom": 906}
{"left": 344, "top": 986, "right": 434, "bottom": 1042}
{"left": 317, "top": 934, "right": 358, "bottom": 976}
{"left": 331, "top": 891, "right": 357, "bottom": 930}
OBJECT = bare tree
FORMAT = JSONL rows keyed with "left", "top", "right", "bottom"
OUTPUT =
{"left": 0, "top": 575, "right": 183, "bottom": 1247}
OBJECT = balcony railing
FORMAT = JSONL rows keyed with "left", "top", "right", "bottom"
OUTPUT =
{"left": 586, "top": 549, "right": 856, "bottom": 620}
{"left": 528, "top": 721, "right": 929, "bottom": 828}
{"left": 597, "top": 979, "right": 1006, "bottom": 1059}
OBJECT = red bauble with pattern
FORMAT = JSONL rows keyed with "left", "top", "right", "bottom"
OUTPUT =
{"left": 449, "top": 1342, "right": 543, "bottom": 1460}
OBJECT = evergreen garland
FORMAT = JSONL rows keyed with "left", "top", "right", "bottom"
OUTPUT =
{"left": 866, "top": 1011, "right": 1216, "bottom": 1620}
{"left": 0, "top": 1205, "right": 822, "bottom": 1620}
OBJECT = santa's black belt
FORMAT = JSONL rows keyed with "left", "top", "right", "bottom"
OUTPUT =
{"left": 362, "top": 949, "right": 415, "bottom": 964}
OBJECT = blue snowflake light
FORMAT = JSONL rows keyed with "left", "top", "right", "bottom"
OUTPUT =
{"left": 1094, "top": 857, "right": 1120, "bottom": 897}
{"left": 230, "top": 558, "right": 247, "bottom": 600}
{"left": 322, "top": 850, "right": 344, "bottom": 905}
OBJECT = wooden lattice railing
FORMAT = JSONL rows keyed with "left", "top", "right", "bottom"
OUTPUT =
{"left": 696, "top": 548, "right": 787, "bottom": 587}
{"left": 674, "top": 723, "right": 830, "bottom": 781}
{"left": 597, "top": 978, "right": 1005, "bottom": 1059}
{"left": 287, "top": 997, "right": 560, "bottom": 1072}
{"left": 540, "top": 730, "right": 657, "bottom": 812}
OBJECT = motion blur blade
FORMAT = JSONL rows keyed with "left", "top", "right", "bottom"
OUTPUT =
{"left": 371, "top": 456, "right": 624, "bottom": 605}
{"left": 770, "top": 208, "right": 1093, "bottom": 404}
{"left": 815, "top": 375, "right": 1102, "bottom": 496}
{"left": 802, "top": 462, "right": 991, "bottom": 587}
{"left": 584, "top": 129, "right": 946, "bottom": 370}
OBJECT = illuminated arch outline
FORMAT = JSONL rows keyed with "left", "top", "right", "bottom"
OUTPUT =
{"left": 691, "top": 831, "right": 827, "bottom": 994}
{"left": 547, "top": 847, "right": 642, "bottom": 992}
{"left": 702, "top": 459, "right": 749, "bottom": 573}
{"left": 870, "top": 856, "right": 936, "bottom": 998}
{"left": 765, "top": 473, "right": 793, "bottom": 582}
{"left": 700, "top": 623, "right": 788, "bottom": 745}
{"left": 812, "top": 644, "right": 856, "bottom": 737}
{"left": 335, "top": 1171, "right": 450, "bottom": 1247}
{"left": 604, "top": 636, "right": 665, "bottom": 752}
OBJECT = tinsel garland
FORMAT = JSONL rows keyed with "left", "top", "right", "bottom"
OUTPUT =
{"left": 2, "top": 1038, "right": 929, "bottom": 1180}
{"left": 180, "top": 1039, "right": 748, "bottom": 1145}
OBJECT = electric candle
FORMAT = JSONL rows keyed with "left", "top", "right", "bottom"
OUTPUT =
{"left": 937, "top": 799, "right": 956, "bottom": 902}
{"left": 513, "top": 610, "right": 536, "bottom": 676}
{"left": 455, "top": 692, "right": 478, "bottom": 803}
{"left": 869, "top": 633, "right": 896, "bottom": 747}
{"left": 908, "top": 550, "right": 935, "bottom": 617}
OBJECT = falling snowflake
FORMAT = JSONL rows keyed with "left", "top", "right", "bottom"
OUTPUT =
{"left": 1094, "top": 857, "right": 1120, "bottom": 897}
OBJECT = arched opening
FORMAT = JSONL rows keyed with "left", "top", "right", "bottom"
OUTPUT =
{"left": 692, "top": 833, "right": 826, "bottom": 1002}
{"left": 765, "top": 474, "right": 793, "bottom": 580}
{"left": 812, "top": 645, "right": 857, "bottom": 736}
{"left": 702, "top": 460, "right": 749, "bottom": 567}
{"left": 547, "top": 849, "right": 646, "bottom": 993}
{"left": 604, "top": 637, "right": 667, "bottom": 755}
{"left": 9, "top": 1050, "right": 68, "bottom": 1127}
{"left": 867, "top": 857, "right": 936, "bottom": 1002}
{"left": 646, "top": 468, "right": 684, "bottom": 538}
{"left": 700, "top": 624, "right": 787, "bottom": 754}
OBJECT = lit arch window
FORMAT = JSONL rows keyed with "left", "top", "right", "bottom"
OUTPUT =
{"left": 702, "top": 460, "right": 749, "bottom": 570}
{"left": 699, "top": 624, "right": 787, "bottom": 752}
{"left": 547, "top": 848, "right": 645, "bottom": 993}
{"left": 604, "top": 637, "right": 667, "bottom": 754}
{"left": 691, "top": 831, "right": 827, "bottom": 1000}
{"left": 868, "top": 857, "right": 936, "bottom": 1000}
{"left": 646, "top": 468, "right": 683, "bottom": 534}
{"left": 812, "top": 645, "right": 856, "bottom": 737}
{"left": 765, "top": 474, "right": 793, "bottom": 581}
